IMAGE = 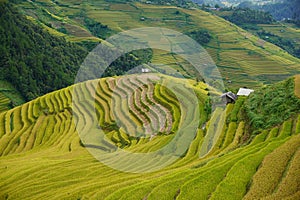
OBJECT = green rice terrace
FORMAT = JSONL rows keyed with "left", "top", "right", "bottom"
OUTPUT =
{"left": 13, "top": 0, "right": 300, "bottom": 89}
{"left": 1, "top": 74, "right": 300, "bottom": 199}
{"left": 1, "top": 0, "right": 300, "bottom": 199}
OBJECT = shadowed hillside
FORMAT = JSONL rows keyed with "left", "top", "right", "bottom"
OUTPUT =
{"left": 0, "top": 2, "right": 87, "bottom": 101}
{"left": 0, "top": 2, "right": 154, "bottom": 104}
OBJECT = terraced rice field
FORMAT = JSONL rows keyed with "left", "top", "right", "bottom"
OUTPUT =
{"left": 258, "top": 23, "right": 300, "bottom": 48}
{"left": 15, "top": 0, "right": 300, "bottom": 89}
{"left": 0, "top": 74, "right": 300, "bottom": 199}
{"left": 0, "top": 92, "right": 11, "bottom": 113}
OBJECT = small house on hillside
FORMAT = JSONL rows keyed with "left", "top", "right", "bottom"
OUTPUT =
{"left": 237, "top": 88, "right": 254, "bottom": 96}
{"left": 221, "top": 88, "right": 254, "bottom": 104}
{"left": 221, "top": 92, "right": 237, "bottom": 104}
{"left": 142, "top": 68, "right": 150, "bottom": 73}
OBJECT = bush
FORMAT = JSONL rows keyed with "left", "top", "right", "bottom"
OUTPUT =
{"left": 186, "top": 29, "right": 212, "bottom": 45}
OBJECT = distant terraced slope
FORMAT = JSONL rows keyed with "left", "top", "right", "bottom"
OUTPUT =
{"left": 1, "top": 74, "right": 300, "bottom": 199}
{"left": 15, "top": 0, "right": 300, "bottom": 88}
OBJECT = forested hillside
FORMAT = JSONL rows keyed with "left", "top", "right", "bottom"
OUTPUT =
{"left": 239, "top": 0, "right": 300, "bottom": 21}
{"left": 223, "top": 8, "right": 274, "bottom": 25}
{"left": 0, "top": 2, "right": 87, "bottom": 100}
{"left": 245, "top": 78, "right": 300, "bottom": 130}
{"left": 0, "top": 2, "right": 153, "bottom": 102}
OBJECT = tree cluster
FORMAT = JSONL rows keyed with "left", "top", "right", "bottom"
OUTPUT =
{"left": 102, "top": 49, "right": 153, "bottom": 77}
{"left": 245, "top": 78, "right": 300, "bottom": 130}
{"left": 84, "top": 17, "right": 113, "bottom": 39}
{"left": 186, "top": 29, "right": 212, "bottom": 45}
{"left": 224, "top": 8, "right": 274, "bottom": 25}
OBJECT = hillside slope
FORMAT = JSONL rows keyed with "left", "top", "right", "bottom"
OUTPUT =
{"left": 13, "top": 0, "right": 300, "bottom": 89}
{"left": 0, "top": 2, "right": 153, "bottom": 105}
{"left": 0, "top": 74, "right": 300, "bottom": 199}
{"left": 0, "top": 2, "right": 87, "bottom": 101}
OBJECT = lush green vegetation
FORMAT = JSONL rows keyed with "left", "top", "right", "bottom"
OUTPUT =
{"left": 0, "top": 3, "right": 87, "bottom": 100}
{"left": 186, "top": 29, "right": 212, "bottom": 45}
{"left": 245, "top": 77, "right": 300, "bottom": 130}
{"left": 224, "top": 8, "right": 274, "bottom": 26}
{"left": 295, "top": 75, "right": 300, "bottom": 98}
{"left": 84, "top": 17, "right": 112, "bottom": 38}
{"left": 103, "top": 49, "right": 153, "bottom": 77}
